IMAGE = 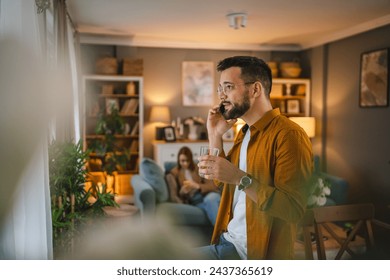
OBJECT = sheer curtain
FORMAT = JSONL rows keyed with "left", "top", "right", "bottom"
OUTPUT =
{"left": 66, "top": 9, "right": 83, "bottom": 143}
{"left": 0, "top": 0, "right": 82, "bottom": 259}
{"left": 0, "top": 0, "right": 52, "bottom": 259}
{"left": 50, "top": 0, "right": 82, "bottom": 143}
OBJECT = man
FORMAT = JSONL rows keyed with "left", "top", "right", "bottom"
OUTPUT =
{"left": 197, "top": 56, "right": 313, "bottom": 259}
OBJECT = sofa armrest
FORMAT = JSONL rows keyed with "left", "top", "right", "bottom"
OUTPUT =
{"left": 131, "top": 175, "right": 156, "bottom": 217}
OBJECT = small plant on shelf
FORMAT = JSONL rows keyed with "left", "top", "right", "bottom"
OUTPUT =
{"left": 90, "top": 105, "right": 131, "bottom": 174}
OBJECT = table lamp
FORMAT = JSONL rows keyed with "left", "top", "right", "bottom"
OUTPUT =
{"left": 150, "top": 105, "right": 171, "bottom": 140}
{"left": 289, "top": 117, "right": 316, "bottom": 138}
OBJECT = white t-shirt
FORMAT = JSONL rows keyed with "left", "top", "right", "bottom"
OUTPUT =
{"left": 223, "top": 128, "right": 250, "bottom": 259}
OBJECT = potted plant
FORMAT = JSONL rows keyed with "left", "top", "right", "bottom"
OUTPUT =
{"left": 307, "top": 175, "right": 331, "bottom": 208}
{"left": 48, "top": 139, "right": 118, "bottom": 257}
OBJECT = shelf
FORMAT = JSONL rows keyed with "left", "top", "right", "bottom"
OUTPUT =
{"left": 273, "top": 78, "right": 310, "bottom": 83}
{"left": 99, "top": 94, "right": 139, "bottom": 98}
{"left": 83, "top": 74, "right": 143, "bottom": 81}
{"left": 271, "top": 78, "right": 311, "bottom": 117}
{"left": 86, "top": 134, "right": 138, "bottom": 139}
{"left": 83, "top": 74, "right": 144, "bottom": 192}
{"left": 271, "top": 95, "right": 305, "bottom": 100}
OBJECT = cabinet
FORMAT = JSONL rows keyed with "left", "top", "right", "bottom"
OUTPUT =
{"left": 83, "top": 75, "right": 144, "bottom": 191}
{"left": 153, "top": 140, "right": 234, "bottom": 171}
{"left": 270, "top": 78, "right": 311, "bottom": 117}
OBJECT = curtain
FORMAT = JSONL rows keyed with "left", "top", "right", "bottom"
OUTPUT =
{"left": 68, "top": 20, "right": 83, "bottom": 143}
{"left": 0, "top": 0, "right": 82, "bottom": 259}
{"left": 52, "top": 0, "right": 75, "bottom": 142}
{"left": 0, "top": 0, "right": 53, "bottom": 259}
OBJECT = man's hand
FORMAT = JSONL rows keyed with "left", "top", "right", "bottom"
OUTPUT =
{"left": 207, "top": 105, "right": 237, "bottom": 139}
{"left": 198, "top": 155, "right": 245, "bottom": 185}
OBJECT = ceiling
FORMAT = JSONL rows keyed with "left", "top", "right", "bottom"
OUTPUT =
{"left": 66, "top": 0, "right": 390, "bottom": 51}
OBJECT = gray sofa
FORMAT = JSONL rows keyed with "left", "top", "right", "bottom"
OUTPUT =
{"left": 131, "top": 158, "right": 213, "bottom": 245}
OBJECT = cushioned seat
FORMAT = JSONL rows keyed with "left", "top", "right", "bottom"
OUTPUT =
{"left": 131, "top": 158, "right": 213, "bottom": 245}
{"left": 156, "top": 203, "right": 211, "bottom": 226}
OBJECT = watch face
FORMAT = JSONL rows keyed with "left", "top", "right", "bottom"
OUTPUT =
{"left": 241, "top": 176, "right": 252, "bottom": 186}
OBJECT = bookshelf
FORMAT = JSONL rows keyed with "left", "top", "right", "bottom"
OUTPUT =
{"left": 83, "top": 75, "right": 144, "bottom": 177}
{"left": 270, "top": 78, "right": 311, "bottom": 117}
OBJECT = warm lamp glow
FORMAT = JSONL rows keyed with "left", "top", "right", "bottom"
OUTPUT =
{"left": 150, "top": 105, "right": 170, "bottom": 124}
{"left": 290, "top": 117, "right": 316, "bottom": 138}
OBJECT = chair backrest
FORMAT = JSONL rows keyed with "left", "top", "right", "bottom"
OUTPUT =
{"left": 312, "top": 203, "right": 375, "bottom": 259}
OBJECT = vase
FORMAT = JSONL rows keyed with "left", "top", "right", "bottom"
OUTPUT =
{"left": 188, "top": 124, "right": 198, "bottom": 140}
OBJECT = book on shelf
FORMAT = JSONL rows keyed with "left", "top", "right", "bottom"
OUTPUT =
{"left": 120, "top": 100, "right": 131, "bottom": 115}
{"left": 120, "top": 99, "right": 138, "bottom": 115}
{"left": 130, "top": 140, "right": 139, "bottom": 153}
{"left": 130, "top": 121, "right": 139, "bottom": 136}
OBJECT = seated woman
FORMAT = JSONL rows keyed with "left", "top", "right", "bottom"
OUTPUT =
{"left": 165, "top": 146, "right": 221, "bottom": 225}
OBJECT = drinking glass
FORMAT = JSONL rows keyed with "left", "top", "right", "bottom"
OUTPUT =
{"left": 199, "top": 146, "right": 219, "bottom": 177}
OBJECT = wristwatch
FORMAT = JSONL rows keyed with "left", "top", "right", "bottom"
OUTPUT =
{"left": 238, "top": 174, "right": 253, "bottom": 191}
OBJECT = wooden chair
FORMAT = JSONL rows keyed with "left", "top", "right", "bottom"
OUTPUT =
{"left": 297, "top": 209, "right": 315, "bottom": 259}
{"left": 312, "top": 203, "right": 376, "bottom": 259}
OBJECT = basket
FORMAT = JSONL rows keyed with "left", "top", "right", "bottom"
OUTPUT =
{"left": 122, "top": 58, "right": 143, "bottom": 76}
{"left": 95, "top": 57, "right": 118, "bottom": 75}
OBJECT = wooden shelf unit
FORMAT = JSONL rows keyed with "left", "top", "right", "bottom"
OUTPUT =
{"left": 270, "top": 78, "right": 311, "bottom": 117}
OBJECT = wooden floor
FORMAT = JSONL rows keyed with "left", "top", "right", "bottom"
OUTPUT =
{"left": 294, "top": 223, "right": 367, "bottom": 260}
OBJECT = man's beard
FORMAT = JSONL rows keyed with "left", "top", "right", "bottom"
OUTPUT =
{"left": 221, "top": 92, "right": 250, "bottom": 120}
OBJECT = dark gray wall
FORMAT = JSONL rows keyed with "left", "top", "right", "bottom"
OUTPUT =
{"left": 309, "top": 24, "right": 390, "bottom": 219}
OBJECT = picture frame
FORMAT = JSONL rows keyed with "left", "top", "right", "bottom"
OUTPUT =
{"left": 105, "top": 98, "right": 119, "bottom": 114}
{"left": 182, "top": 61, "right": 214, "bottom": 106}
{"left": 359, "top": 48, "right": 389, "bottom": 108}
{"left": 163, "top": 126, "right": 176, "bottom": 142}
{"left": 287, "top": 99, "right": 300, "bottom": 114}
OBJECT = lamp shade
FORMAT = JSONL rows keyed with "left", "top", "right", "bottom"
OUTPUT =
{"left": 150, "top": 105, "right": 170, "bottom": 124}
{"left": 289, "top": 117, "right": 316, "bottom": 138}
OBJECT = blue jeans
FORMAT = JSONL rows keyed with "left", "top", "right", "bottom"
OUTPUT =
{"left": 194, "top": 234, "right": 241, "bottom": 260}
{"left": 195, "top": 192, "right": 220, "bottom": 225}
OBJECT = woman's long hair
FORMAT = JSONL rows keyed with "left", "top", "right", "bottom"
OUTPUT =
{"left": 177, "top": 146, "right": 196, "bottom": 171}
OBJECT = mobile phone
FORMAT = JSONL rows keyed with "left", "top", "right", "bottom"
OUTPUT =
{"left": 219, "top": 103, "right": 225, "bottom": 114}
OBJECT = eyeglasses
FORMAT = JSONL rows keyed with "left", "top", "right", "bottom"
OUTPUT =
{"left": 217, "top": 81, "right": 256, "bottom": 95}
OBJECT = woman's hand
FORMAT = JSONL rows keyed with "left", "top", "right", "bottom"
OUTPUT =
{"left": 180, "top": 180, "right": 200, "bottom": 195}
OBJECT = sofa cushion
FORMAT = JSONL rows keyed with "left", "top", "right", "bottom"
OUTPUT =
{"left": 164, "top": 161, "right": 177, "bottom": 174}
{"left": 140, "top": 158, "right": 169, "bottom": 203}
{"left": 156, "top": 203, "right": 211, "bottom": 226}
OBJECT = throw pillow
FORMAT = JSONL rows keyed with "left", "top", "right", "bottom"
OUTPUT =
{"left": 139, "top": 158, "right": 169, "bottom": 203}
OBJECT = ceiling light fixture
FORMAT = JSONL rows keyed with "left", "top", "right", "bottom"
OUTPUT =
{"left": 226, "top": 12, "right": 247, "bottom": 29}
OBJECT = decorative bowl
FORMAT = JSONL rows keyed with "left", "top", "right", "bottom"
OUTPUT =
{"left": 280, "top": 66, "right": 302, "bottom": 78}
{"left": 280, "top": 62, "right": 300, "bottom": 69}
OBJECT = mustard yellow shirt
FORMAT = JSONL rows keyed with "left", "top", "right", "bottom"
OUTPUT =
{"left": 211, "top": 108, "right": 313, "bottom": 259}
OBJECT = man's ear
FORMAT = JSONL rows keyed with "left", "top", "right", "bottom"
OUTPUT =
{"left": 252, "top": 81, "right": 263, "bottom": 97}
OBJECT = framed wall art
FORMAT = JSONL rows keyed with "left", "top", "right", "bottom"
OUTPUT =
{"left": 182, "top": 61, "right": 214, "bottom": 106}
{"left": 287, "top": 99, "right": 300, "bottom": 114}
{"left": 105, "top": 98, "right": 119, "bottom": 114}
{"left": 163, "top": 126, "right": 176, "bottom": 142}
{"left": 359, "top": 48, "right": 389, "bottom": 108}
